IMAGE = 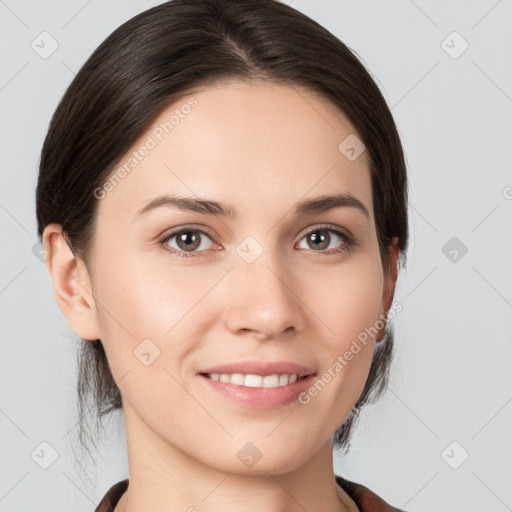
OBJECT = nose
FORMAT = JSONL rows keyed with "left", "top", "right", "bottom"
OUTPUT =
{"left": 222, "top": 245, "right": 304, "bottom": 340}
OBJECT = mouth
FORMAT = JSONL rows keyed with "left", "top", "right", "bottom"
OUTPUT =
{"left": 197, "top": 361, "right": 317, "bottom": 408}
{"left": 200, "top": 372, "right": 309, "bottom": 388}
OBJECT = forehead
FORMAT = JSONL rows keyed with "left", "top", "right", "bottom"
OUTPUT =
{"left": 96, "top": 81, "right": 373, "bottom": 225}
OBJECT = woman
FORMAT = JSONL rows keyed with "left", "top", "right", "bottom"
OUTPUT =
{"left": 36, "top": 0, "right": 409, "bottom": 510}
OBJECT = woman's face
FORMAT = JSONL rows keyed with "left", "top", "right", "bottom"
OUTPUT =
{"left": 72, "top": 81, "right": 397, "bottom": 474}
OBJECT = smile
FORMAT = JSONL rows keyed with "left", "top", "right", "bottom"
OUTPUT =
{"left": 205, "top": 372, "right": 301, "bottom": 388}
{"left": 198, "top": 361, "right": 317, "bottom": 408}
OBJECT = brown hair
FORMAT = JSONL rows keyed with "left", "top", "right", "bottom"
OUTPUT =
{"left": 36, "top": 0, "right": 408, "bottom": 456}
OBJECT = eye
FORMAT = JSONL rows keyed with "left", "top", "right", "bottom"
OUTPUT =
{"left": 159, "top": 228, "right": 216, "bottom": 258}
{"left": 158, "top": 224, "right": 356, "bottom": 259}
{"left": 296, "top": 226, "right": 355, "bottom": 256}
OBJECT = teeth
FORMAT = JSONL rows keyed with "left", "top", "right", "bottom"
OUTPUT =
{"left": 245, "top": 374, "right": 263, "bottom": 387}
{"left": 230, "top": 373, "right": 245, "bottom": 386}
{"left": 262, "top": 375, "right": 279, "bottom": 388}
{"left": 208, "top": 373, "right": 301, "bottom": 387}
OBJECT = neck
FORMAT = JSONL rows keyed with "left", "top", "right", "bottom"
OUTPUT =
{"left": 115, "top": 404, "right": 358, "bottom": 512}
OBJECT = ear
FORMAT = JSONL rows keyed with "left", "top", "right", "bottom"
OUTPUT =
{"left": 376, "top": 237, "right": 400, "bottom": 342}
{"left": 42, "top": 223, "right": 102, "bottom": 341}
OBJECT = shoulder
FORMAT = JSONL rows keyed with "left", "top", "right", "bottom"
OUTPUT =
{"left": 94, "top": 479, "right": 129, "bottom": 512}
{"left": 95, "top": 476, "right": 408, "bottom": 512}
{"left": 335, "top": 474, "right": 409, "bottom": 512}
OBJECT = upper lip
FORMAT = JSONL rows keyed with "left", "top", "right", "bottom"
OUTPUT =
{"left": 199, "top": 361, "right": 316, "bottom": 378}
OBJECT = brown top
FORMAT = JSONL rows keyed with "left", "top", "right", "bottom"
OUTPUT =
{"left": 94, "top": 476, "right": 407, "bottom": 511}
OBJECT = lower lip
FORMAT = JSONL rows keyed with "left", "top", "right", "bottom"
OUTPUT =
{"left": 199, "top": 374, "right": 316, "bottom": 409}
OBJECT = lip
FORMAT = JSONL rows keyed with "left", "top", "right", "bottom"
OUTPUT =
{"left": 198, "top": 360, "right": 317, "bottom": 409}
{"left": 199, "top": 360, "right": 316, "bottom": 378}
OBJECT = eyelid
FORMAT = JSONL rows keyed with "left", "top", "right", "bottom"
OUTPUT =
{"left": 297, "top": 222, "right": 353, "bottom": 240}
{"left": 160, "top": 223, "right": 352, "bottom": 243}
{"left": 159, "top": 223, "right": 217, "bottom": 240}
{"left": 159, "top": 223, "right": 356, "bottom": 258}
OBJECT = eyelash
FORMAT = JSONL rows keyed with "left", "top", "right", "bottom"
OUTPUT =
{"left": 158, "top": 224, "right": 357, "bottom": 260}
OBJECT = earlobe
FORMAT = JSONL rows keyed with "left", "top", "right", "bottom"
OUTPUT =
{"left": 376, "top": 237, "right": 400, "bottom": 342}
{"left": 42, "top": 224, "right": 102, "bottom": 341}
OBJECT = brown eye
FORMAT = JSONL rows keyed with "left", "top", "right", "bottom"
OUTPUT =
{"left": 296, "top": 226, "right": 355, "bottom": 256}
{"left": 161, "top": 229, "right": 215, "bottom": 256}
{"left": 175, "top": 231, "right": 201, "bottom": 251}
{"left": 306, "top": 229, "right": 331, "bottom": 250}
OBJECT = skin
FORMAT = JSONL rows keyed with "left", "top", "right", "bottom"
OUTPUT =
{"left": 43, "top": 81, "right": 399, "bottom": 512}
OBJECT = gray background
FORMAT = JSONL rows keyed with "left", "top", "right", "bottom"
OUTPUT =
{"left": 1, "top": 0, "right": 511, "bottom": 510}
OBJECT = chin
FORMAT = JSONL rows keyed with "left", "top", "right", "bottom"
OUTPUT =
{"left": 195, "top": 433, "right": 321, "bottom": 477}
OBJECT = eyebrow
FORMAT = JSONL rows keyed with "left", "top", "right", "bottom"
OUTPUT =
{"left": 135, "top": 193, "right": 370, "bottom": 220}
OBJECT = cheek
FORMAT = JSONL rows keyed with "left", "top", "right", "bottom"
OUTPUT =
{"left": 304, "top": 252, "right": 385, "bottom": 350}
{"left": 90, "top": 251, "right": 223, "bottom": 389}
{"left": 94, "top": 240, "right": 384, "bottom": 374}
{"left": 292, "top": 253, "right": 385, "bottom": 422}
{"left": 84, "top": 240, "right": 387, "bottom": 474}
{"left": 93, "top": 237, "right": 384, "bottom": 401}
